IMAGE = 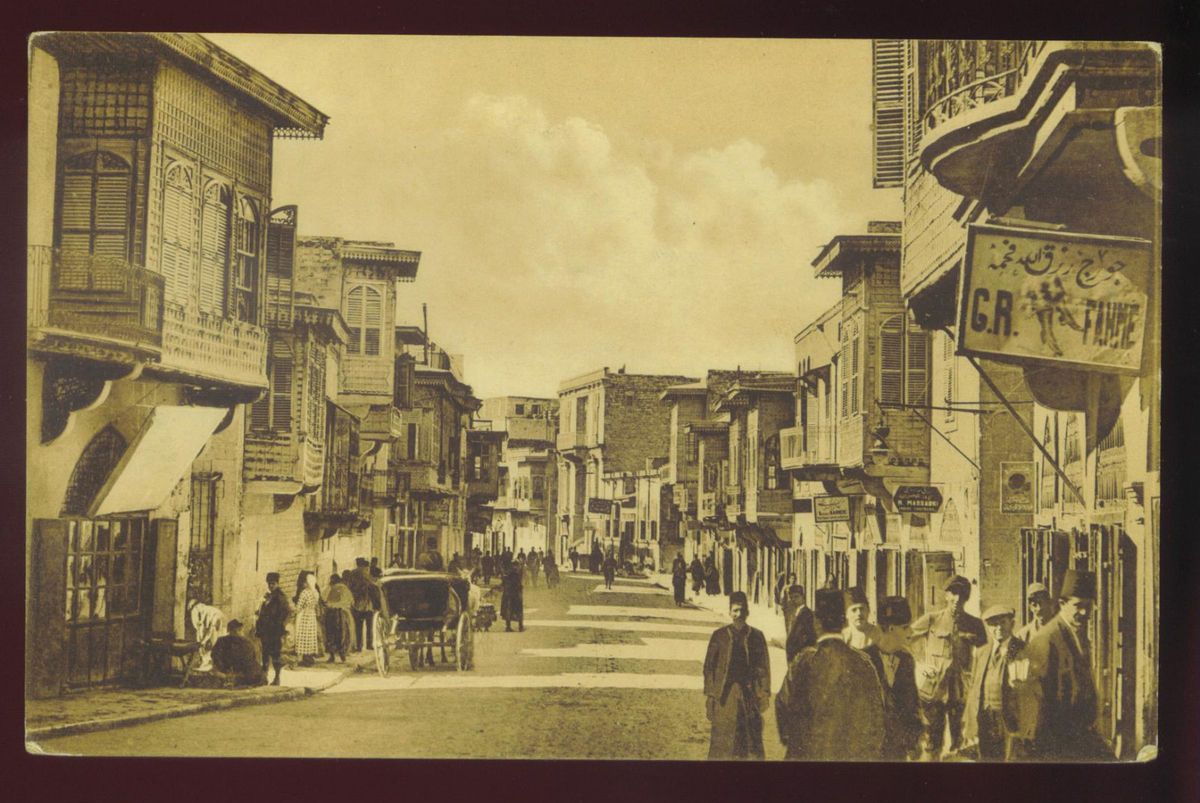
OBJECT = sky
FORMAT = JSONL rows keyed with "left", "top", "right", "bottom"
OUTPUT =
{"left": 207, "top": 35, "right": 901, "bottom": 399}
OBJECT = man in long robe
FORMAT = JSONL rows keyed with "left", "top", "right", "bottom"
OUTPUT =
{"left": 500, "top": 563, "right": 524, "bottom": 632}
{"left": 1010, "top": 570, "right": 1109, "bottom": 761}
{"left": 864, "top": 597, "right": 923, "bottom": 761}
{"left": 703, "top": 591, "right": 770, "bottom": 760}
{"left": 776, "top": 587, "right": 885, "bottom": 761}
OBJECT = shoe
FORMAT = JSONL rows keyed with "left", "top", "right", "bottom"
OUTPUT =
{"left": 327, "top": 655, "right": 335, "bottom": 663}
{"left": 271, "top": 674, "right": 281, "bottom": 686}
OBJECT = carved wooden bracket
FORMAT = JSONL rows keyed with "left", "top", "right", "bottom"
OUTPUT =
{"left": 41, "top": 357, "right": 134, "bottom": 444}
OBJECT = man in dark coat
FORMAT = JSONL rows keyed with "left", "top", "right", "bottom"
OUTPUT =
{"left": 544, "top": 550, "right": 559, "bottom": 588}
{"left": 212, "top": 620, "right": 267, "bottom": 687}
{"left": 1010, "top": 570, "right": 1108, "bottom": 761}
{"left": 482, "top": 552, "right": 495, "bottom": 585}
{"left": 671, "top": 555, "right": 688, "bottom": 606}
{"left": 590, "top": 543, "right": 603, "bottom": 574}
{"left": 500, "top": 562, "right": 524, "bottom": 632}
{"left": 690, "top": 556, "right": 705, "bottom": 595}
{"left": 704, "top": 556, "right": 721, "bottom": 596}
{"left": 346, "top": 557, "right": 376, "bottom": 652}
{"left": 909, "top": 574, "right": 987, "bottom": 760}
{"left": 1016, "top": 582, "right": 1059, "bottom": 643}
{"left": 703, "top": 591, "right": 770, "bottom": 760}
{"left": 569, "top": 547, "right": 579, "bottom": 572}
{"left": 255, "top": 572, "right": 290, "bottom": 686}
{"left": 528, "top": 549, "right": 541, "bottom": 587}
{"left": 776, "top": 587, "right": 886, "bottom": 761}
{"left": 864, "top": 597, "right": 923, "bottom": 761}
{"left": 963, "top": 604, "right": 1025, "bottom": 761}
{"left": 602, "top": 551, "right": 617, "bottom": 590}
{"left": 784, "top": 584, "right": 817, "bottom": 665}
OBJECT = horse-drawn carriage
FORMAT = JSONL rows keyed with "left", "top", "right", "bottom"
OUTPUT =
{"left": 372, "top": 569, "right": 478, "bottom": 676}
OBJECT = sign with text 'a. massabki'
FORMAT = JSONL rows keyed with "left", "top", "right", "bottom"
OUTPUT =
{"left": 959, "top": 224, "right": 1152, "bottom": 372}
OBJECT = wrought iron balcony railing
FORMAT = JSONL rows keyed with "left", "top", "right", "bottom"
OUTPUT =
{"left": 920, "top": 40, "right": 1045, "bottom": 142}
{"left": 30, "top": 246, "right": 165, "bottom": 350}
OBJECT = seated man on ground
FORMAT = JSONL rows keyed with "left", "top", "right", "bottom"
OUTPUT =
{"left": 211, "top": 619, "right": 268, "bottom": 687}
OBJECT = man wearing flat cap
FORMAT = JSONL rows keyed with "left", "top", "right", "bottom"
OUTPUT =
{"left": 1016, "top": 582, "right": 1059, "bottom": 643}
{"left": 776, "top": 587, "right": 885, "bottom": 761}
{"left": 842, "top": 586, "right": 882, "bottom": 650}
{"left": 963, "top": 604, "right": 1025, "bottom": 760}
{"left": 864, "top": 597, "right": 923, "bottom": 760}
{"left": 1011, "top": 569, "right": 1108, "bottom": 761}
{"left": 909, "top": 574, "right": 987, "bottom": 760}
{"left": 703, "top": 591, "right": 771, "bottom": 759}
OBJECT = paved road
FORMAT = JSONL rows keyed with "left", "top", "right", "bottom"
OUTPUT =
{"left": 37, "top": 571, "right": 788, "bottom": 759}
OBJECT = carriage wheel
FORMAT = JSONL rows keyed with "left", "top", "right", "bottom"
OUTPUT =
{"left": 373, "top": 615, "right": 390, "bottom": 678}
{"left": 457, "top": 614, "right": 474, "bottom": 671}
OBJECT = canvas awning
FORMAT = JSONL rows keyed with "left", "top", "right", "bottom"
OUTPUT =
{"left": 90, "top": 405, "right": 228, "bottom": 516}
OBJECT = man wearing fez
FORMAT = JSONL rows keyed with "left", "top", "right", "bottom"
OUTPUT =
{"left": 909, "top": 574, "right": 987, "bottom": 760}
{"left": 842, "top": 586, "right": 882, "bottom": 650}
{"left": 784, "top": 584, "right": 816, "bottom": 665}
{"left": 702, "top": 591, "right": 771, "bottom": 760}
{"left": 1011, "top": 569, "right": 1108, "bottom": 761}
{"left": 963, "top": 605, "right": 1025, "bottom": 761}
{"left": 1016, "top": 582, "right": 1059, "bottom": 643}
{"left": 776, "top": 587, "right": 885, "bottom": 761}
{"left": 256, "top": 572, "right": 290, "bottom": 686}
{"left": 863, "top": 597, "right": 923, "bottom": 761}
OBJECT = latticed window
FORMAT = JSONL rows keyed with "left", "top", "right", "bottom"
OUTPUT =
{"left": 199, "top": 180, "right": 231, "bottom": 315}
{"left": 942, "top": 329, "right": 957, "bottom": 424}
{"left": 58, "top": 148, "right": 132, "bottom": 262}
{"left": 764, "top": 433, "right": 780, "bottom": 490}
{"left": 250, "top": 336, "right": 294, "bottom": 432}
{"left": 841, "top": 321, "right": 862, "bottom": 418}
{"left": 346, "top": 284, "right": 383, "bottom": 355}
{"left": 306, "top": 343, "right": 326, "bottom": 437}
{"left": 160, "top": 159, "right": 195, "bottom": 304}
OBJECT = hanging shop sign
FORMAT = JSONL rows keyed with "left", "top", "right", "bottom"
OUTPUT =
{"left": 959, "top": 224, "right": 1152, "bottom": 372}
{"left": 894, "top": 485, "right": 944, "bottom": 513}
{"left": 1001, "top": 461, "right": 1037, "bottom": 514}
{"left": 813, "top": 494, "right": 851, "bottom": 523}
{"left": 587, "top": 497, "right": 614, "bottom": 514}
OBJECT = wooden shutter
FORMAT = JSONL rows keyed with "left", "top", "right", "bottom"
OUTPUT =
{"left": 872, "top": 40, "right": 906, "bottom": 188}
{"left": 271, "top": 337, "right": 294, "bottom": 431}
{"left": 851, "top": 326, "right": 861, "bottom": 415}
{"left": 364, "top": 286, "right": 382, "bottom": 356}
{"left": 879, "top": 315, "right": 904, "bottom": 406}
{"left": 27, "top": 520, "right": 69, "bottom": 698}
{"left": 58, "top": 149, "right": 131, "bottom": 263}
{"left": 905, "top": 322, "right": 929, "bottom": 405}
{"left": 161, "top": 163, "right": 194, "bottom": 304}
{"left": 345, "top": 286, "right": 363, "bottom": 354}
{"left": 840, "top": 328, "right": 849, "bottom": 419}
{"left": 307, "top": 342, "right": 325, "bottom": 437}
{"left": 942, "top": 330, "right": 956, "bottom": 422}
{"left": 199, "top": 183, "right": 229, "bottom": 315}
{"left": 905, "top": 41, "right": 923, "bottom": 160}
{"left": 265, "top": 206, "right": 296, "bottom": 327}
{"left": 149, "top": 519, "right": 179, "bottom": 636}
{"left": 93, "top": 173, "right": 130, "bottom": 259}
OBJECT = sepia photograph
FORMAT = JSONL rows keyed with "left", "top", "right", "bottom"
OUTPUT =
{"left": 23, "top": 32, "right": 1161, "bottom": 763}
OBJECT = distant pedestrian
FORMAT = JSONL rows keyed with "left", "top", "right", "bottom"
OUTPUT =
{"left": 843, "top": 586, "right": 882, "bottom": 650}
{"left": 590, "top": 543, "right": 603, "bottom": 574}
{"left": 569, "top": 547, "right": 579, "bottom": 572}
{"left": 544, "top": 550, "right": 560, "bottom": 588}
{"left": 256, "top": 572, "right": 290, "bottom": 686}
{"left": 690, "top": 557, "right": 705, "bottom": 595}
{"left": 704, "top": 556, "right": 721, "bottom": 596}
{"left": 501, "top": 562, "right": 524, "bottom": 632}
{"left": 347, "top": 558, "right": 375, "bottom": 652}
{"left": 417, "top": 539, "right": 445, "bottom": 571}
{"left": 784, "top": 584, "right": 816, "bottom": 665}
{"left": 293, "top": 571, "right": 321, "bottom": 667}
{"left": 1016, "top": 582, "right": 1059, "bottom": 643}
{"left": 909, "top": 575, "right": 986, "bottom": 761}
{"left": 324, "top": 574, "right": 355, "bottom": 663}
{"left": 482, "top": 552, "right": 495, "bottom": 585}
{"left": 672, "top": 557, "right": 688, "bottom": 606}
{"left": 776, "top": 587, "right": 886, "bottom": 761}
{"left": 211, "top": 620, "right": 266, "bottom": 687}
{"left": 963, "top": 605, "right": 1025, "bottom": 761}
{"left": 529, "top": 550, "right": 541, "bottom": 587}
{"left": 864, "top": 597, "right": 923, "bottom": 761}
{"left": 1010, "top": 570, "right": 1108, "bottom": 761}
{"left": 448, "top": 552, "right": 462, "bottom": 574}
{"left": 780, "top": 574, "right": 803, "bottom": 627}
{"left": 703, "top": 591, "right": 770, "bottom": 760}
{"left": 602, "top": 551, "right": 617, "bottom": 590}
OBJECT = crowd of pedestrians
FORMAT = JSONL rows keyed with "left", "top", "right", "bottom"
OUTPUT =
{"left": 704, "top": 568, "right": 1108, "bottom": 762}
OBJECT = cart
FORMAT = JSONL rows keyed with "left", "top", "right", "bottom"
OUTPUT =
{"left": 373, "top": 569, "right": 476, "bottom": 677}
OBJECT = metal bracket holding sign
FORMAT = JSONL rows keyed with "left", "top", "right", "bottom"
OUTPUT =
{"left": 1001, "top": 461, "right": 1036, "bottom": 514}
{"left": 813, "top": 494, "right": 851, "bottom": 523}
{"left": 958, "top": 223, "right": 1151, "bottom": 373}
{"left": 893, "top": 485, "right": 944, "bottom": 513}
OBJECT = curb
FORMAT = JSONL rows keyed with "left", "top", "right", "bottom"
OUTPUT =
{"left": 26, "top": 662, "right": 366, "bottom": 743}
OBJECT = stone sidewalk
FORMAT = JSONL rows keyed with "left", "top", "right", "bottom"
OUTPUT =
{"left": 26, "top": 652, "right": 377, "bottom": 744}
{"left": 649, "top": 572, "right": 789, "bottom": 649}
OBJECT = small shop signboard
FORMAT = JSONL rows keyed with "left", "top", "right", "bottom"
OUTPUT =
{"left": 813, "top": 494, "right": 851, "bottom": 523}
{"left": 587, "top": 497, "right": 613, "bottom": 514}
{"left": 1001, "top": 461, "right": 1036, "bottom": 514}
{"left": 894, "top": 485, "right": 944, "bottom": 513}
{"left": 959, "top": 224, "right": 1152, "bottom": 372}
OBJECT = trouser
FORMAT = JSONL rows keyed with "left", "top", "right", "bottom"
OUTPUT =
{"left": 260, "top": 636, "right": 282, "bottom": 677}
{"left": 920, "top": 697, "right": 965, "bottom": 758}
{"left": 352, "top": 609, "right": 374, "bottom": 650}
{"left": 977, "top": 708, "right": 1008, "bottom": 761}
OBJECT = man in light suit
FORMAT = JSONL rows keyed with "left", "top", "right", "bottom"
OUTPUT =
{"left": 963, "top": 605, "right": 1025, "bottom": 761}
{"left": 703, "top": 591, "right": 771, "bottom": 760}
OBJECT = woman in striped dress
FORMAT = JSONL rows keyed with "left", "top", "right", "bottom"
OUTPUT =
{"left": 294, "top": 571, "right": 321, "bottom": 666}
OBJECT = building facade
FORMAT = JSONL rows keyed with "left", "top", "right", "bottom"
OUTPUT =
{"left": 478, "top": 397, "right": 559, "bottom": 556}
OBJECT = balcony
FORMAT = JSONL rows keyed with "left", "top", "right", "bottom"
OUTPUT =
{"left": 245, "top": 430, "right": 325, "bottom": 490}
{"left": 779, "top": 424, "right": 836, "bottom": 471}
{"left": 395, "top": 459, "right": 455, "bottom": 498}
{"left": 370, "top": 469, "right": 400, "bottom": 504}
{"left": 361, "top": 404, "right": 405, "bottom": 441}
{"left": 918, "top": 41, "right": 1160, "bottom": 204}
{"left": 160, "top": 301, "right": 268, "bottom": 388}
{"left": 28, "top": 246, "right": 164, "bottom": 362}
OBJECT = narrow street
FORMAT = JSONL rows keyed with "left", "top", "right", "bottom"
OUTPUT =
{"left": 37, "top": 573, "right": 788, "bottom": 759}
